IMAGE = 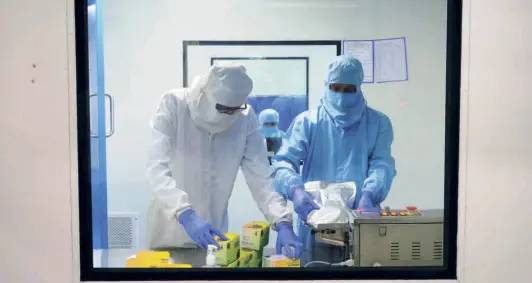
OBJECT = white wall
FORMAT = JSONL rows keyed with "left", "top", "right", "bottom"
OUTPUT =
{"left": 101, "top": 0, "right": 448, "bottom": 249}
{"left": 3, "top": 0, "right": 532, "bottom": 282}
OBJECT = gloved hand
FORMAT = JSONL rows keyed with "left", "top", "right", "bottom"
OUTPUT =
{"left": 288, "top": 185, "right": 320, "bottom": 222}
{"left": 178, "top": 209, "right": 227, "bottom": 249}
{"left": 358, "top": 191, "right": 375, "bottom": 210}
{"left": 275, "top": 222, "right": 303, "bottom": 259}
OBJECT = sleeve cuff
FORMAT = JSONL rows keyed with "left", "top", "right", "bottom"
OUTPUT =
{"left": 172, "top": 205, "right": 193, "bottom": 220}
{"left": 272, "top": 219, "right": 292, "bottom": 231}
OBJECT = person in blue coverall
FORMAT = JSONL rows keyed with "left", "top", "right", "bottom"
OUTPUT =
{"left": 259, "top": 108, "right": 286, "bottom": 139}
{"left": 271, "top": 55, "right": 396, "bottom": 265}
{"left": 259, "top": 109, "right": 286, "bottom": 159}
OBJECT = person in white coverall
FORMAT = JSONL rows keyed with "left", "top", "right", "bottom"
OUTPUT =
{"left": 147, "top": 64, "right": 302, "bottom": 266}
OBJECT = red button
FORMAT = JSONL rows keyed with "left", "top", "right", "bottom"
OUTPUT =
{"left": 406, "top": 206, "right": 417, "bottom": 211}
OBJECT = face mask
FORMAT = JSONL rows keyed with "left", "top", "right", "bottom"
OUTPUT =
{"left": 189, "top": 92, "right": 239, "bottom": 134}
{"left": 322, "top": 88, "right": 366, "bottom": 128}
{"left": 327, "top": 90, "right": 360, "bottom": 110}
{"left": 261, "top": 126, "right": 278, "bottom": 138}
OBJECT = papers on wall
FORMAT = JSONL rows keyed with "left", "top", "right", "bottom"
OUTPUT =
{"left": 342, "top": 37, "right": 408, "bottom": 84}
{"left": 342, "top": 40, "right": 374, "bottom": 83}
{"left": 373, "top": 37, "right": 408, "bottom": 83}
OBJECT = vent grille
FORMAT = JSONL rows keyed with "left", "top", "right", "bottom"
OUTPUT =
{"left": 389, "top": 242, "right": 400, "bottom": 260}
{"left": 411, "top": 242, "right": 421, "bottom": 260}
{"left": 433, "top": 241, "right": 443, "bottom": 260}
{"left": 108, "top": 214, "right": 138, "bottom": 249}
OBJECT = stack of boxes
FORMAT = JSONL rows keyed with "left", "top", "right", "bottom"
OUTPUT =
{"left": 240, "top": 221, "right": 270, "bottom": 267}
{"left": 133, "top": 221, "right": 300, "bottom": 268}
{"left": 213, "top": 221, "right": 271, "bottom": 268}
{"left": 213, "top": 232, "right": 241, "bottom": 267}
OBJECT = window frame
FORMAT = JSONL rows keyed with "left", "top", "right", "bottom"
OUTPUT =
{"left": 76, "top": 0, "right": 461, "bottom": 281}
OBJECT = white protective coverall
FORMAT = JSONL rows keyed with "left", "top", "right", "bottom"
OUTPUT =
{"left": 147, "top": 64, "right": 293, "bottom": 264}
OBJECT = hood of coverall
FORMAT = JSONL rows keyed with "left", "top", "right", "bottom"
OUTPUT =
{"left": 258, "top": 109, "right": 281, "bottom": 138}
{"left": 321, "top": 55, "right": 367, "bottom": 128}
{"left": 187, "top": 64, "right": 253, "bottom": 134}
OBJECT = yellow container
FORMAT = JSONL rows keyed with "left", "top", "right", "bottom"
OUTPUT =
{"left": 241, "top": 221, "right": 270, "bottom": 250}
{"left": 126, "top": 258, "right": 148, "bottom": 268}
{"left": 127, "top": 259, "right": 191, "bottom": 268}
{"left": 226, "top": 259, "right": 241, "bottom": 268}
{"left": 239, "top": 256, "right": 250, "bottom": 268}
{"left": 136, "top": 251, "right": 170, "bottom": 263}
{"left": 156, "top": 263, "right": 192, "bottom": 268}
{"left": 214, "top": 232, "right": 240, "bottom": 265}
{"left": 126, "top": 251, "right": 172, "bottom": 268}
{"left": 240, "top": 248, "right": 262, "bottom": 267}
{"left": 262, "top": 255, "right": 300, "bottom": 268}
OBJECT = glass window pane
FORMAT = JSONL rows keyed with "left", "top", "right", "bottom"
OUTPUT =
{"left": 78, "top": 0, "right": 460, "bottom": 280}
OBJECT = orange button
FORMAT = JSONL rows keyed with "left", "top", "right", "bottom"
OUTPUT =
{"left": 390, "top": 212, "right": 397, "bottom": 216}
{"left": 400, "top": 212, "right": 407, "bottom": 216}
{"left": 406, "top": 206, "right": 417, "bottom": 211}
{"left": 381, "top": 212, "right": 388, "bottom": 216}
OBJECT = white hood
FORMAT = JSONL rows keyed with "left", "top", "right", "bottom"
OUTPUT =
{"left": 187, "top": 64, "right": 253, "bottom": 134}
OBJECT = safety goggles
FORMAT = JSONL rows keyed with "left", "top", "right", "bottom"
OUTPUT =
{"left": 215, "top": 103, "right": 247, "bottom": 115}
{"left": 329, "top": 83, "right": 357, "bottom": 93}
{"left": 262, "top": 122, "right": 277, "bottom": 127}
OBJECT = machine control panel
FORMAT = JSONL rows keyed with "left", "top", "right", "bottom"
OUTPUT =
{"left": 355, "top": 206, "right": 421, "bottom": 218}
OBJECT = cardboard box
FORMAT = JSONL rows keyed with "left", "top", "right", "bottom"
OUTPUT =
{"left": 240, "top": 248, "right": 262, "bottom": 267}
{"left": 214, "top": 232, "right": 240, "bottom": 265}
{"left": 226, "top": 259, "right": 241, "bottom": 268}
{"left": 262, "top": 255, "right": 300, "bottom": 268}
{"left": 238, "top": 256, "right": 250, "bottom": 268}
{"left": 241, "top": 221, "right": 270, "bottom": 250}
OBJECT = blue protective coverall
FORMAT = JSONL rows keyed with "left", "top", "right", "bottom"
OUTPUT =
{"left": 259, "top": 109, "right": 286, "bottom": 138}
{"left": 259, "top": 109, "right": 286, "bottom": 156}
{"left": 271, "top": 55, "right": 396, "bottom": 265}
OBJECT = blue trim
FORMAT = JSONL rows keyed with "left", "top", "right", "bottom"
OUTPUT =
{"left": 403, "top": 37, "right": 409, "bottom": 81}
{"left": 94, "top": 0, "right": 109, "bottom": 249}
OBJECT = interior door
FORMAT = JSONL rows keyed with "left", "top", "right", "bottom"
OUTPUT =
{"left": 88, "top": 0, "right": 113, "bottom": 250}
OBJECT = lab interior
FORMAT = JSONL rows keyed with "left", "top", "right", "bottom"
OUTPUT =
{"left": 87, "top": 0, "right": 450, "bottom": 269}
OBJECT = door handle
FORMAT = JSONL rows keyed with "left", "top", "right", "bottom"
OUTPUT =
{"left": 105, "top": 93, "right": 115, "bottom": 137}
{"left": 89, "top": 93, "right": 115, "bottom": 138}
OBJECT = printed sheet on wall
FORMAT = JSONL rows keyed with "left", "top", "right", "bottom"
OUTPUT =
{"left": 342, "top": 37, "right": 408, "bottom": 83}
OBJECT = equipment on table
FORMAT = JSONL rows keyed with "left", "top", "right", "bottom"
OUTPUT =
{"left": 312, "top": 206, "right": 444, "bottom": 267}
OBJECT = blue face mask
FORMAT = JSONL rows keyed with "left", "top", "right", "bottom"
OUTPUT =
{"left": 323, "top": 89, "right": 366, "bottom": 128}
{"left": 327, "top": 90, "right": 360, "bottom": 110}
{"left": 261, "top": 126, "right": 278, "bottom": 138}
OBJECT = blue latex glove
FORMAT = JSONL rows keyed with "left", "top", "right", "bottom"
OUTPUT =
{"left": 178, "top": 209, "right": 227, "bottom": 249}
{"left": 275, "top": 222, "right": 304, "bottom": 259}
{"left": 288, "top": 185, "right": 320, "bottom": 222}
{"left": 358, "top": 191, "right": 375, "bottom": 210}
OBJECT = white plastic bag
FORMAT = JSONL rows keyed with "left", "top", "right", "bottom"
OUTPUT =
{"left": 304, "top": 182, "right": 357, "bottom": 229}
